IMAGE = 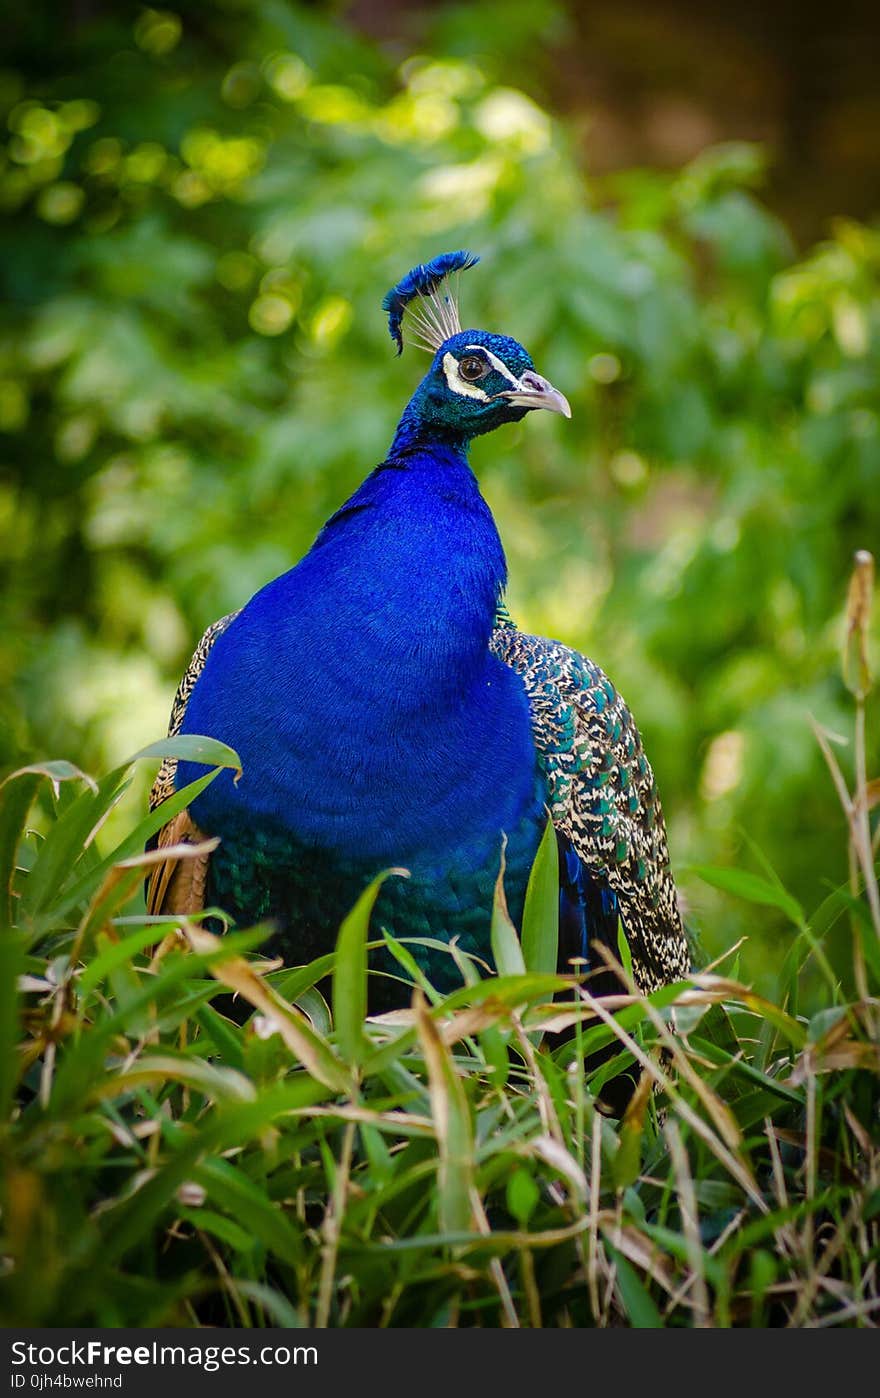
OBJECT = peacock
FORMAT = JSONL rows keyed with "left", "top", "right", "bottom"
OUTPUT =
{"left": 148, "top": 251, "right": 689, "bottom": 1035}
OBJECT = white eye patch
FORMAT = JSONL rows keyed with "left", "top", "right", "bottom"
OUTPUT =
{"left": 463, "top": 344, "right": 520, "bottom": 388}
{"left": 442, "top": 351, "right": 489, "bottom": 401}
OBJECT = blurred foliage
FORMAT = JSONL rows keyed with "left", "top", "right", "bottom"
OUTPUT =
{"left": 1, "top": 0, "right": 879, "bottom": 989}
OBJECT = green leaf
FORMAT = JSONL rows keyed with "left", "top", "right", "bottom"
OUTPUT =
{"left": 20, "top": 768, "right": 130, "bottom": 920}
{"left": 688, "top": 1035, "right": 802, "bottom": 1104}
{"left": 193, "top": 1157, "right": 303, "bottom": 1265}
{"left": 268, "top": 953, "right": 337, "bottom": 1004}
{"left": 333, "top": 870, "right": 401, "bottom": 1067}
{"left": 687, "top": 864, "right": 805, "bottom": 927}
{"left": 617, "top": 918, "right": 634, "bottom": 978}
{"left": 506, "top": 1167, "right": 540, "bottom": 1225}
{"left": 129, "top": 734, "right": 242, "bottom": 772}
{"left": 49, "top": 928, "right": 271, "bottom": 1113}
{"left": 449, "top": 938, "right": 511, "bottom": 1084}
{"left": 194, "top": 1003, "right": 245, "bottom": 1069}
{"left": 491, "top": 849, "right": 526, "bottom": 979}
{"left": 295, "top": 984, "right": 331, "bottom": 1036}
{"left": 233, "top": 1281, "right": 305, "bottom": 1328}
{"left": 74, "top": 1079, "right": 330, "bottom": 1296}
{"left": 178, "top": 1207, "right": 256, "bottom": 1255}
{"left": 521, "top": 817, "right": 559, "bottom": 976}
{"left": 102, "top": 1052, "right": 256, "bottom": 1105}
{"left": 380, "top": 930, "right": 441, "bottom": 1004}
{"left": 612, "top": 1073, "right": 652, "bottom": 1190}
{"left": 605, "top": 1244, "right": 664, "bottom": 1327}
{"left": 12, "top": 739, "right": 239, "bottom": 930}
{"left": 49, "top": 768, "right": 219, "bottom": 925}
{"left": 0, "top": 931, "right": 27, "bottom": 1122}
{"left": 75, "top": 866, "right": 161, "bottom": 988}
{"left": 478, "top": 1023, "right": 510, "bottom": 1087}
{"left": 414, "top": 992, "right": 475, "bottom": 1235}
{"left": 1, "top": 760, "right": 97, "bottom": 790}
{"left": 0, "top": 774, "right": 41, "bottom": 926}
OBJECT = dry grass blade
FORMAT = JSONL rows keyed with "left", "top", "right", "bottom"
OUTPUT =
{"left": 292, "top": 1103, "right": 434, "bottom": 1136}
{"left": 613, "top": 1068, "right": 653, "bottom": 1191}
{"left": 843, "top": 549, "right": 874, "bottom": 700}
{"left": 790, "top": 1187, "right": 872, "bottom": 1326}
{"left": 470, "top": 1188, "right": 519, "bottom": 1328}
{"left": 672, "top": 972, "right": 806, "bottom": 1048}
{"left": 812, "top": 700, "right": 880, "bottom": 944}
{"left": 414, "top": 989, "right": 475, "bottom": 1236}
{"left": 525, "top": 1135, "right": 588, "bottom": 1203}
{"left": 316, "top": 1120, "right": 355, "bottom": 1328}
{"left": 66, "top": 836, "right": 214, "bottom": 970}
{"left": 594, "top": 949, "right": 746, "bottom": 1154}
{"left": 512, "top": 1019, "right": 563, "bottom": 1143}
{"left": 787, "top": 1029, "right": 880, "bottom": 1085}
{"left": 587, "top": 1113, "right": 603, "bottom": 1322}
{"left": 439, "top": 1001, "right": 513, "bottom": 1045}
{"left": 184, "top": 924, "right": 351, "bottom": 1092}
{"left": 600, "top": 1221, "right": 677, "bottom": 1297}
{"left": 665, "top": 1119, "right": 712, "bottom": 1327}
{"left": 811, "top": 1297, "right": 880, "bottom": 1328}
{"left": 580, "top": 988, "right": 767, "bottom": 1210}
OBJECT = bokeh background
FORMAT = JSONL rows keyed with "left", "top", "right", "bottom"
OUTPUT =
{"left": 2, "top": 0, "right": 879, "bottom": 991}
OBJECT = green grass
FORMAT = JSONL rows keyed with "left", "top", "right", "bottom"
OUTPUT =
{"left": 1, "top": 561, "right": 878, "bottom": 1328}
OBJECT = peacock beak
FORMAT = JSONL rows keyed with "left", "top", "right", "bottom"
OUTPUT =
{"left": 495, "top": 369, "right": 572, "bottom": 419}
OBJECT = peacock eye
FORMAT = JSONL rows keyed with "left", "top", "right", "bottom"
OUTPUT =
{"left": 459, "top": 354, "right": 488, "bottom": 382}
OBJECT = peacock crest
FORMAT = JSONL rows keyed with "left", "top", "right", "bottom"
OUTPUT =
{"left": 382, "top": 249, "right": 480, "bottom": 355}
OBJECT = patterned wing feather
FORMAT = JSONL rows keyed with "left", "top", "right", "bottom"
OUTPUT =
{"left": 149, "top": 611, "right": 240, "bottom": 812}
{"left": 490, "top": 618, "right": 689, "bottom": 994}
{"left": 146, "top": 610, "right": 240, "bottom": 917}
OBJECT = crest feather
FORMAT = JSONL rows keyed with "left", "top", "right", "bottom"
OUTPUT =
{"left": 382, "top": 250, "right": 480, "bottom": 355}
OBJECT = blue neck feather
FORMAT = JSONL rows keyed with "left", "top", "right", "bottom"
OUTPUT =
{"left": 181, "top": 413, "right": 543, "bottom": 867}
{"left": 388, "top": 399, "right": 468, "bottom": 458}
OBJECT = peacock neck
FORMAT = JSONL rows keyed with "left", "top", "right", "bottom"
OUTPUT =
{"left": 301, "top": 434, "right": 505, "bottom": 702}
{"left": 388, "top": 402, "right": 470, "bottom": 460}
{"left": 180, "top": 428, "right": 541, "bottom": 860}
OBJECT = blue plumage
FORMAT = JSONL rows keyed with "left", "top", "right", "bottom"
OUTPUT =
{"left": 149, "top": 251, "right": 687, "bottom": 1023}
{"left": 178, "top": 444, "right": 539, "bottom": 866}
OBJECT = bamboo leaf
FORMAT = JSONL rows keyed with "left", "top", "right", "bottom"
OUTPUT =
{"left": 93, "top": 1052, "right": 256, "bottom": 1104}
{"left": 491, "top": 847, "right": 526, "bottom": 979}
{"left": 414, "top": 990, "right": 474, "bottom": 1235}
{"left": 193, "top": 1157, "right": 303, "bottom": 1266}
{"left": 185, "top": 924, "right": 352, "bottom": 1093}
{"left": 687, "top": 864, "right": 805, "bottom": 927}
{"left": 521, "top": 818, "right": 559, "bottom": 976}
{"left": 0, "top": 773, "right": 41, "bottom": 926}
{"left": 46, "top": 768, "right": 220, "bottom": 925}
{"left": 612, "top": 1069, "right": 652, "bottom": 1191}
{"left": 129, "top": 734, "right": 242, "bottom": 772}
{"left": 20, "top": 769, "right": 130, "bottom": 919}
{"left": 605, "top": 1244, "right": 664, "bottom": 1327}
{"left": 333, "top": 869, "right": 403, "bottom": 1067}
{"left": 0, "top": 932, "right": 26, "bottom": 1122}
{"left": 1, "top": 760, "right": 97, "bottom": 791}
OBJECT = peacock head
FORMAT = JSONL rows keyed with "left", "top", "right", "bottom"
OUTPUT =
{"left": 383, "top": 251, "right": 570, "bottom": 445}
